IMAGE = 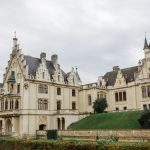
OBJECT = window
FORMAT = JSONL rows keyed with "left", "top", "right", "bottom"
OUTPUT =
{"left": 119, "top": 92, "right": 122, "bottom": 101}
{"left": 38, "top": 85, "right": 48, "bottom": 94}
{"left": 57, "top": 87, "right": 61, "bottom": 95}
{"left": 88, "top": 95, "right": 92, "bottom": 105}
{"left": 142, "top": 87, "right": 147, "bottom": 98}
{"left": 42, "top": 72, "right": 45, "bottom": 79}
{"left": 149, "top": 104, "right": 150, "bottom": 109}
{"left": 72, "top": 89, "right": 76, "bottom": 97}
{"left": 147, "top": 86, "right": 150, "bottom": 97}
{"left": 115, "top": 93, "right": 118, "bottom": 102}
{"left": 143, "top": 104, "right": 147, "bottom": 110}
{"left": 10, "top": 99, "right": 13, "bottom": 110}
{"left": 17, "top": 84, "right": 20, "bottom": 94}
{"left": 72, "top": 102, "right": 76, "bottom": 110}
{"left": 123, "top": 106, "right": 127, "bottom": 110}
{"left": 38, "top": 99, "right": 48, "bottom": 110}
{"left": 1, "top": 101, "right": 3, "bottom": 111}
{"left": 57, "top": 101, "right": 61, "bottom": 110}
{"left": 115, "top": 91, "right": 126, "bottom": 102}
{"left": 5, "top": 100, "right": 8, "bottom": 110}
{"left": 15, "top": 100, "right": 19, "bottom": 109}
{"left": 123, "top": 92, "right": 126, "bottom": 101}
{"left": 116, "top": 107, "right": 119, "bottom": 111}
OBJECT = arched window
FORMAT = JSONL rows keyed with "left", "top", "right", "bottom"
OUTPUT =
{"left": 88, "top": 95, "right": 92, "bottom": 105}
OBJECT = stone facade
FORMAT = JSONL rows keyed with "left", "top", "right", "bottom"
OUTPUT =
{"left": 0, "top": 36, "right": 150, "bottom": 137}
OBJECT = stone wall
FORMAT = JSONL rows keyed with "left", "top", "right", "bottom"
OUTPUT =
{"left": 58, "top": 130, "right": 150, "bottom": 141}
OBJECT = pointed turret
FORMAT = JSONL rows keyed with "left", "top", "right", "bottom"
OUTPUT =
{"left": 143, "top": 37, "right": 149, "bottom": 50}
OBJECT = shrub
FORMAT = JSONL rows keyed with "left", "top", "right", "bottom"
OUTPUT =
{"left": 138, "top": 110, "right": 150, "bottom": 129}
{"left": 93, "top": 98, "right": 108, "bottom": 113}
{"left": 47, "top": 130, "right": 58, "bottom": 140}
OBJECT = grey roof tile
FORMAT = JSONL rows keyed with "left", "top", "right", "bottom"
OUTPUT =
{"left": 103, "top": 66, "right": 138, "bottom": 86}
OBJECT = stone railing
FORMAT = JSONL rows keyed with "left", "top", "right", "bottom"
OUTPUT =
{"left": 58, "top": 130, "right": 150, "bottom": 142}
{"left": 36, "top": 130, "right": 47, "bottom": 139}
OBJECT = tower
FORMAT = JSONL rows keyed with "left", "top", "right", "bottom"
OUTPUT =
{"left": 143, "top": 36, "right": 150, "bottom": 59}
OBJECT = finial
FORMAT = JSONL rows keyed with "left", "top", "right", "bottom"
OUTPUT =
{"left": 145, "top": 32, "right": 146, "bottom": 38}
{"left": 14, "top": 31, "right": 16, "bottom": 38}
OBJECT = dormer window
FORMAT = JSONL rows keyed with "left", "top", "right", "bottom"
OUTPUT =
{"left": 7, "top": 71, "right": 16, "bottom": 83}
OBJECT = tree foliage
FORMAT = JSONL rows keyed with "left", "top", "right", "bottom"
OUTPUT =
{"left": 93, "top": 98, "right": 108, "bottom": 113}
{"left": 138, "top": 110, "right": 150, "bottom": 129}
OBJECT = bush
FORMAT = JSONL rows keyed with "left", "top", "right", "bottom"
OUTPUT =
{"left": 93, "top": 98, "right": 108, "bottom": 113}
{"left": 47, "top": 130, "right": 58, "bottom": 140}
{"left": 138, "top": 110, "right": 150, "bottom": 129}
{"left": 0, "top": 138, "right": 150, "bottom": 150}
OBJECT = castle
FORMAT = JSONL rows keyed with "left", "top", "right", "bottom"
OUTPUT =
{"left": 0, "top": 36, "right": 150, "bottom": 137}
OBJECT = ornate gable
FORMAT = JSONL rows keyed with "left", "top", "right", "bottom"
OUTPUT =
{"left": 114, "top": 70, "right": 126, "bottom": 87}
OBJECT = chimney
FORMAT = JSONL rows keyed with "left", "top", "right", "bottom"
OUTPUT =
{"left": 113, "top": 66, "right": 120, "bottom": 71}
{"left": 51, "top": 54, "right": 58, "bottom": 68}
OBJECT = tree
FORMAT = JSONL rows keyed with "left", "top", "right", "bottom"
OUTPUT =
{"left": 138, "top": 110, "right": 150, "bottom": 129}
{"left": 93, "top": 98, "right": 108, "bottom": 113}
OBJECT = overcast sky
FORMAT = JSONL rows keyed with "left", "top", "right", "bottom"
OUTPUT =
{"left": 0, "top": 0, "right": 150, "bottom": 84}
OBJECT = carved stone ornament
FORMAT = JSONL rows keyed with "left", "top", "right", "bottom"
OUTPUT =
{"left": 24, "top": 83, "right": 29, "bottom": 89}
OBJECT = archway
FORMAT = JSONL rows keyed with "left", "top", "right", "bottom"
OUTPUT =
{"left": 39, "top": 124, "right": 46, "bottom": 130}
{"left": 57, "top": 118, "right": 61, "bottom": 130}
{"left": 5, "top": 119, "right": 12, "bottom": 134}
{"left": 62, "top": 118, "right": 65, "bottom": 130}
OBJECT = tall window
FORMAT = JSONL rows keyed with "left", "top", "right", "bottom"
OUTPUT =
{"left": 1, "top": 100, "right": 4, "bottom": 111}
{"left": 142, "top": 87, "right": 147, "bottom": 98}
{"left": 115, "top": 93, "right": 118, "bottom": 102}
{"left": 38, "top": 99, "right": 48, "bottom": 110}
{"left": 72, "top": 89, "right": 76, "bottom": 97}
{"left": 57, "top": 87, "right": 61, "bottom": 95}
{"left": 115, "top": 91, "right": 126, "bottom": 102}
{"left": 38, "top": 85, "right": 48, "bottom": 94}
{"left": 17, "top": 84, "right": 20, "bottom": 94}
{"left": 15, "top": 100, "right": 19, "bottom": 109}
{"left": 72, "top": 102, "right": 76, "bottom": 110}
{"left": 42, "top": 72, "right": 45, "bottom": 79}
{"left": 5, "top": 100, "right": 8, "bottom": 110}
{"left": 119, "top": 92, "right": 122, "bottom": 101}
{"left": 147, "top": 86, "right": 150, "bottom": 97}
{"left": 10, "top": 99, "right": 13, "bottom": 110}
{"left": 88, "top": 95, "right": 92, "bottom": 105}
{"left": 123, "top": 92, "right": 126, "bottom": 101}
{"left": 57, "top": 101, "right": 61, "bottom": 110}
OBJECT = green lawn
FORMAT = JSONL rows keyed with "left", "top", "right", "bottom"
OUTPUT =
{"left": 69, "top": 111, "right": 143, "bottom": 130}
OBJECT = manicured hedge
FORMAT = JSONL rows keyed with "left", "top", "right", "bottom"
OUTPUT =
{"left": 47, "top": 130, "right": 58, "bottom": 139}
{"left": 0, "top": 138, "right": 150, "bottom": 150}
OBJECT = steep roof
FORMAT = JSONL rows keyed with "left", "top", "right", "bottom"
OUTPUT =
{"left": 24, "top": 55, "right": 56, "bottom": 75}
{"left": 103, "top": 66, "right": 138, "bottom": 86}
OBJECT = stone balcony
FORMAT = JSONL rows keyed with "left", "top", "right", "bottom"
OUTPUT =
{"left": 0, "top": 109, "right": 20, "bottom": 117}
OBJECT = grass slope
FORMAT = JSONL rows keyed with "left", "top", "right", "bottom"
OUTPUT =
{"left": 69, "top": 111, "right": 143, "bottom": 130}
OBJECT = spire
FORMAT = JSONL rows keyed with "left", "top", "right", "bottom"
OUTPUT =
{"left": 13, "top": 31, "right": 18, "bottom": 47}
{"left": 143, "top": 33, "right": 149, "bottom": 50}
{"left": 75, "top": 67, "right": 81, "bottom": 82}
